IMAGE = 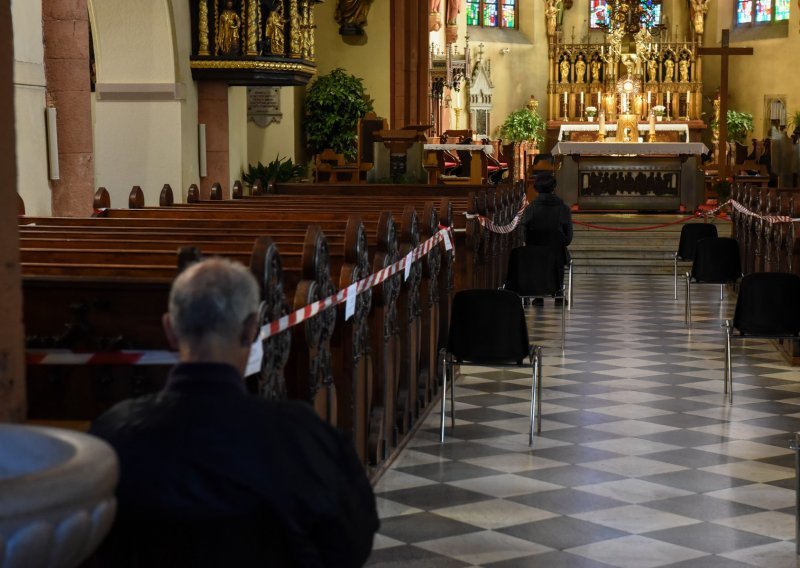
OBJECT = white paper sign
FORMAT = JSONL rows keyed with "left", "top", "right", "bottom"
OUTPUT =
{"left": 245, "top": 337, "right": 264, "bottom": 376}
{"left": 345, "top": 283, "right": 357, "bottom": 320}
{"left": 442, "top": 230, "right": 453, "bottom": 251}
{"left": 404, "top": 252, "right": 413, "bottom": 280}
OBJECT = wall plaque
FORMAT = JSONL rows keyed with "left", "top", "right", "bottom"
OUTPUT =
{"left": 247, "top": 87, "right": 282, "bottom": 126}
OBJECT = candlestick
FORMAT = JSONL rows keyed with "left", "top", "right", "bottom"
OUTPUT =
{"left": 666, "top": 91, "right": 671, "bottom": 119}
{"left": 648, "top": 112, "right": 657, "bottom": 142}
{"left": 597, "top": 111, "right": 606, "bottom": 142}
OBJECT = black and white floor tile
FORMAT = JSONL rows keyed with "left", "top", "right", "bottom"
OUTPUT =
{"left": 366, "top": 274, "right": 800, "bottom": 567}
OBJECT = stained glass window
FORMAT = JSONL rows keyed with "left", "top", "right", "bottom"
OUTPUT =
{"left": 737, "top": 0, "right": 790, "bottom": 23}
{"left": 755, "top": 0, "right": 772, "bottom": 21}
{"left": 466, "top": 0, "right": 517, "bottom": 28}
{"left": 483, "top": 0, "right": 498, "bottom": 26}
{"left": 502, "top": 0, "right": 516, "bottom": 28}
{"left": 466, "top": 0, "right": 480, "bottom": 26}
{"left": 588, "top": 1, "right": 661, "bottom": 30}
{"left": 775, "top": 0, "right": 790, "bottom": 20}
{"left": 737, "top": 1, "right": 753, "bottom": 23}
{"left": 589, "top": 0, "right": 609, "bottom": 28}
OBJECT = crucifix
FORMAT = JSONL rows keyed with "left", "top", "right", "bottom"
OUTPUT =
{"left": 697, "top": 29, "right": 753, "bottom": 180}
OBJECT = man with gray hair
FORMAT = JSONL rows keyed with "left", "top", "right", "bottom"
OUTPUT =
{"left": 91, "top": 257, "right": 379, "bottom": 567}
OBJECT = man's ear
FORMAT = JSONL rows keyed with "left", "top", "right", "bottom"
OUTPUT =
{"left": 241, "top": 312, "right": 259, "bottom": 347}
{"left": 162, "top": 313, "right": 179, "bottom": 350}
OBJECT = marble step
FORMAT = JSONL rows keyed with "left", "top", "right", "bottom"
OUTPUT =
{"left": 572, "top": 258, "right": 680, "bottom": 275}
{"left": 563, "top": 215, "right": 730, "bottom": 274}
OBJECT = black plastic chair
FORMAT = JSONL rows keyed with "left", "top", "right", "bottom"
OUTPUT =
{"left": 504, "top": 244, "right": 566, "bottom": 350}
{"left": 440, "top": 289, "right": 543, "bottom": 445}
{"left": 724, "top": 272, "right": 800, "bottom": 402}
{"left": 685, "top": 237, "right": 742, "bottom": 326}
{"left": 674, "top": 222, "right": 718, "bottom": 299}
{"left": 526, "top": 228, "right": 574, "bottom": 311}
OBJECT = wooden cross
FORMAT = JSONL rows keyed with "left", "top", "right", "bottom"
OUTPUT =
{"left": 697, "top": 29, "right": 753, "bottom": 180}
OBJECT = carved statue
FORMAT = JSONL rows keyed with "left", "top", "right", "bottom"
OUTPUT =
{"left": 545, "top": 0, "right": 558, "bottom": 37}
{"left": 679, "top": 59, "right": 690, "bottom": 83}
{"left": 445, "top": 0, "right": 461, "bottom": 25}
{"left": 575, "top": 55, "right": 586, "bottom": 84}
{"left": 647, "top": 58, "right": 657, "bottom": 82}
{"left": 590, "top": 58, "right": 601, "bottom": 83}
{"left": 266, "top": 3, "right": 285, "bottom": 55}
{"left": 560, "top": 56, "right": 570, "bottom": 83}
{"left": 429, "top": 0, "right": 442, "bottom": 31}
{"left": 216, "top": 0, "right": 242, "bottom": 56}
{"left": 663, "top": 58, "right": 674, "bottom": 83}
{"left": 335, "top": 0, "right": 373, "bottom": 35}
{"left": 690, "top": 0, "right": 709, "bottom": 35}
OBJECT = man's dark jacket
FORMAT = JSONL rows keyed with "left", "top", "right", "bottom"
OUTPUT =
{"left": 90, "top": 362, "right": 379, "bottom": 567}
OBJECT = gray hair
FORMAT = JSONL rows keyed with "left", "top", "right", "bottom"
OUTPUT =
{"left": 168, "top": 257, "right": 260, "bottom": 346}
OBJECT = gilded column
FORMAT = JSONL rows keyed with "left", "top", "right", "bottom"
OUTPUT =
{"left": 289, "top": 0, "right": 302, "bottom": 58}
{"left": 247, "top": 0, "right": 259, "bottom": 55}
{"left": 198, "top": 0, "right": 210, "bottom": 55}
{"left": 308, "top": 1, "right": 315, "bottom": 61}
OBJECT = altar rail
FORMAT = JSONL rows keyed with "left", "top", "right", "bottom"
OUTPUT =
{"left": 729, "top": 184, "right": 800, "bottom": 276}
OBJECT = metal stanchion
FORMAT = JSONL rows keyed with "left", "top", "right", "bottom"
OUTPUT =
{"left": 791, "top": 433, "right": 800, "bottom": 555}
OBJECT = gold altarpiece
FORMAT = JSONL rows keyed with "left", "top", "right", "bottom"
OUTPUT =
{"left": 543, "top": 1, "right": 710, "bottom": 212}
{"left": 545, "top": 1, "right": 708, "bottom": 144}
{"left": 547, "top": 37, "right": 704, "bottom": 128}
{"left": 190, "top": 0, "right": 320, "bottom": 86}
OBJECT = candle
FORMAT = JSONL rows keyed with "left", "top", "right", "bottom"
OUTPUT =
{"left": 666, "top": 91, "right": 671, "bottom": 117}
{"left": 563, "top": 92, "right": 568, "bottom": 118}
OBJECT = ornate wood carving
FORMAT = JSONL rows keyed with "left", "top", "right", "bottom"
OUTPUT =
{"left": 190, "top": 0, "right": 319, "bottom": 86}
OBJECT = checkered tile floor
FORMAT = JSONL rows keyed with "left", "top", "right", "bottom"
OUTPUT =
{"left": 366, "top": 274, "right": 800, "bottom": 567}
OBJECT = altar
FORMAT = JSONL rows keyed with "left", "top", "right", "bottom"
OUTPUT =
{"left": 552, "top": 141, "right": 709, "bottom": 211}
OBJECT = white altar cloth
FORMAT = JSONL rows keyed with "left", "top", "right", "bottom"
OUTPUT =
{"left": 557, "top": 122, "right": 691, "bottom": 142}
{"left": 551, "top": 141, "right": 709, "bottom": 156}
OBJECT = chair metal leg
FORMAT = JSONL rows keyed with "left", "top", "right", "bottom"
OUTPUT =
{"left": 536, "top": 346, "right": 543, "bottom": 434}
{"left": 720, "top": 283, "right": 724, "bottom": 301}
{"left": 567, "top": 261, "right": 574, "bottom": 311}
{"left": 560, "top": 288, "right": 566, "bottom": 351}
{"left": 724, "top": 321, "right": 733, "bottom": 404}
{"left": 450, "top": 360, "right": 456, "bottom": 428}
{"left": 529, "top": 345, "right": 543, "bottom": 445}
{"left": 685, "top": 274, "right": 691, "bottom": 326}
{"left": 673, "top": 253, "right": 678, "bottom": 300}
{"left": 439, "top": 349, "right": 448, "bottom": 443}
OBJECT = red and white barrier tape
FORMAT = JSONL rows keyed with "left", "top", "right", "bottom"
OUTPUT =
{"left": 464, "top": 197, "right": 528, "bottom": 234}
{"left": 729, "top": 200, "right": 796, "bottom": 224}
{"left": 27, "top": 350, "right": 178, "bottom": 366}
{"left": 26, "top": 226, "right": 455, "bottom": 366}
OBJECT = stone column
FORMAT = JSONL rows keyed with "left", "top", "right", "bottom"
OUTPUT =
{"left": 0, "top": 0, "right": 27, "bottom": 422}
{"left": 197, "top": 81, "right": 230, "bottom": 199}
{"left": 43, "top": 0, "right": 94, "bottom": 216}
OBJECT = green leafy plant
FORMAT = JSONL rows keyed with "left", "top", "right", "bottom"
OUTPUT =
{"left": 304, "top": 68, "right": 374, "bottom": 160}
{"left": 789, "top": 110, "right": 800, "bottom": 132}
{"left": 242, "top": 155, "right": 306, "bottom": 188}
{"left": 499, "top": 106, "right": 546, "bottom": 147}
{"left": 711, "top": 109, "right": 753, "bottom": 144}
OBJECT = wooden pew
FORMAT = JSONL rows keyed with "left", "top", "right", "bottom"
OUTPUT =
{"left": 20, "top": 208, "right": 412, "bottom": 468}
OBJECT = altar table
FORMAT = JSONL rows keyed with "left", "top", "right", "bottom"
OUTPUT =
{"left": 552, "top": 142, "right": 709, "bottom": 211}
